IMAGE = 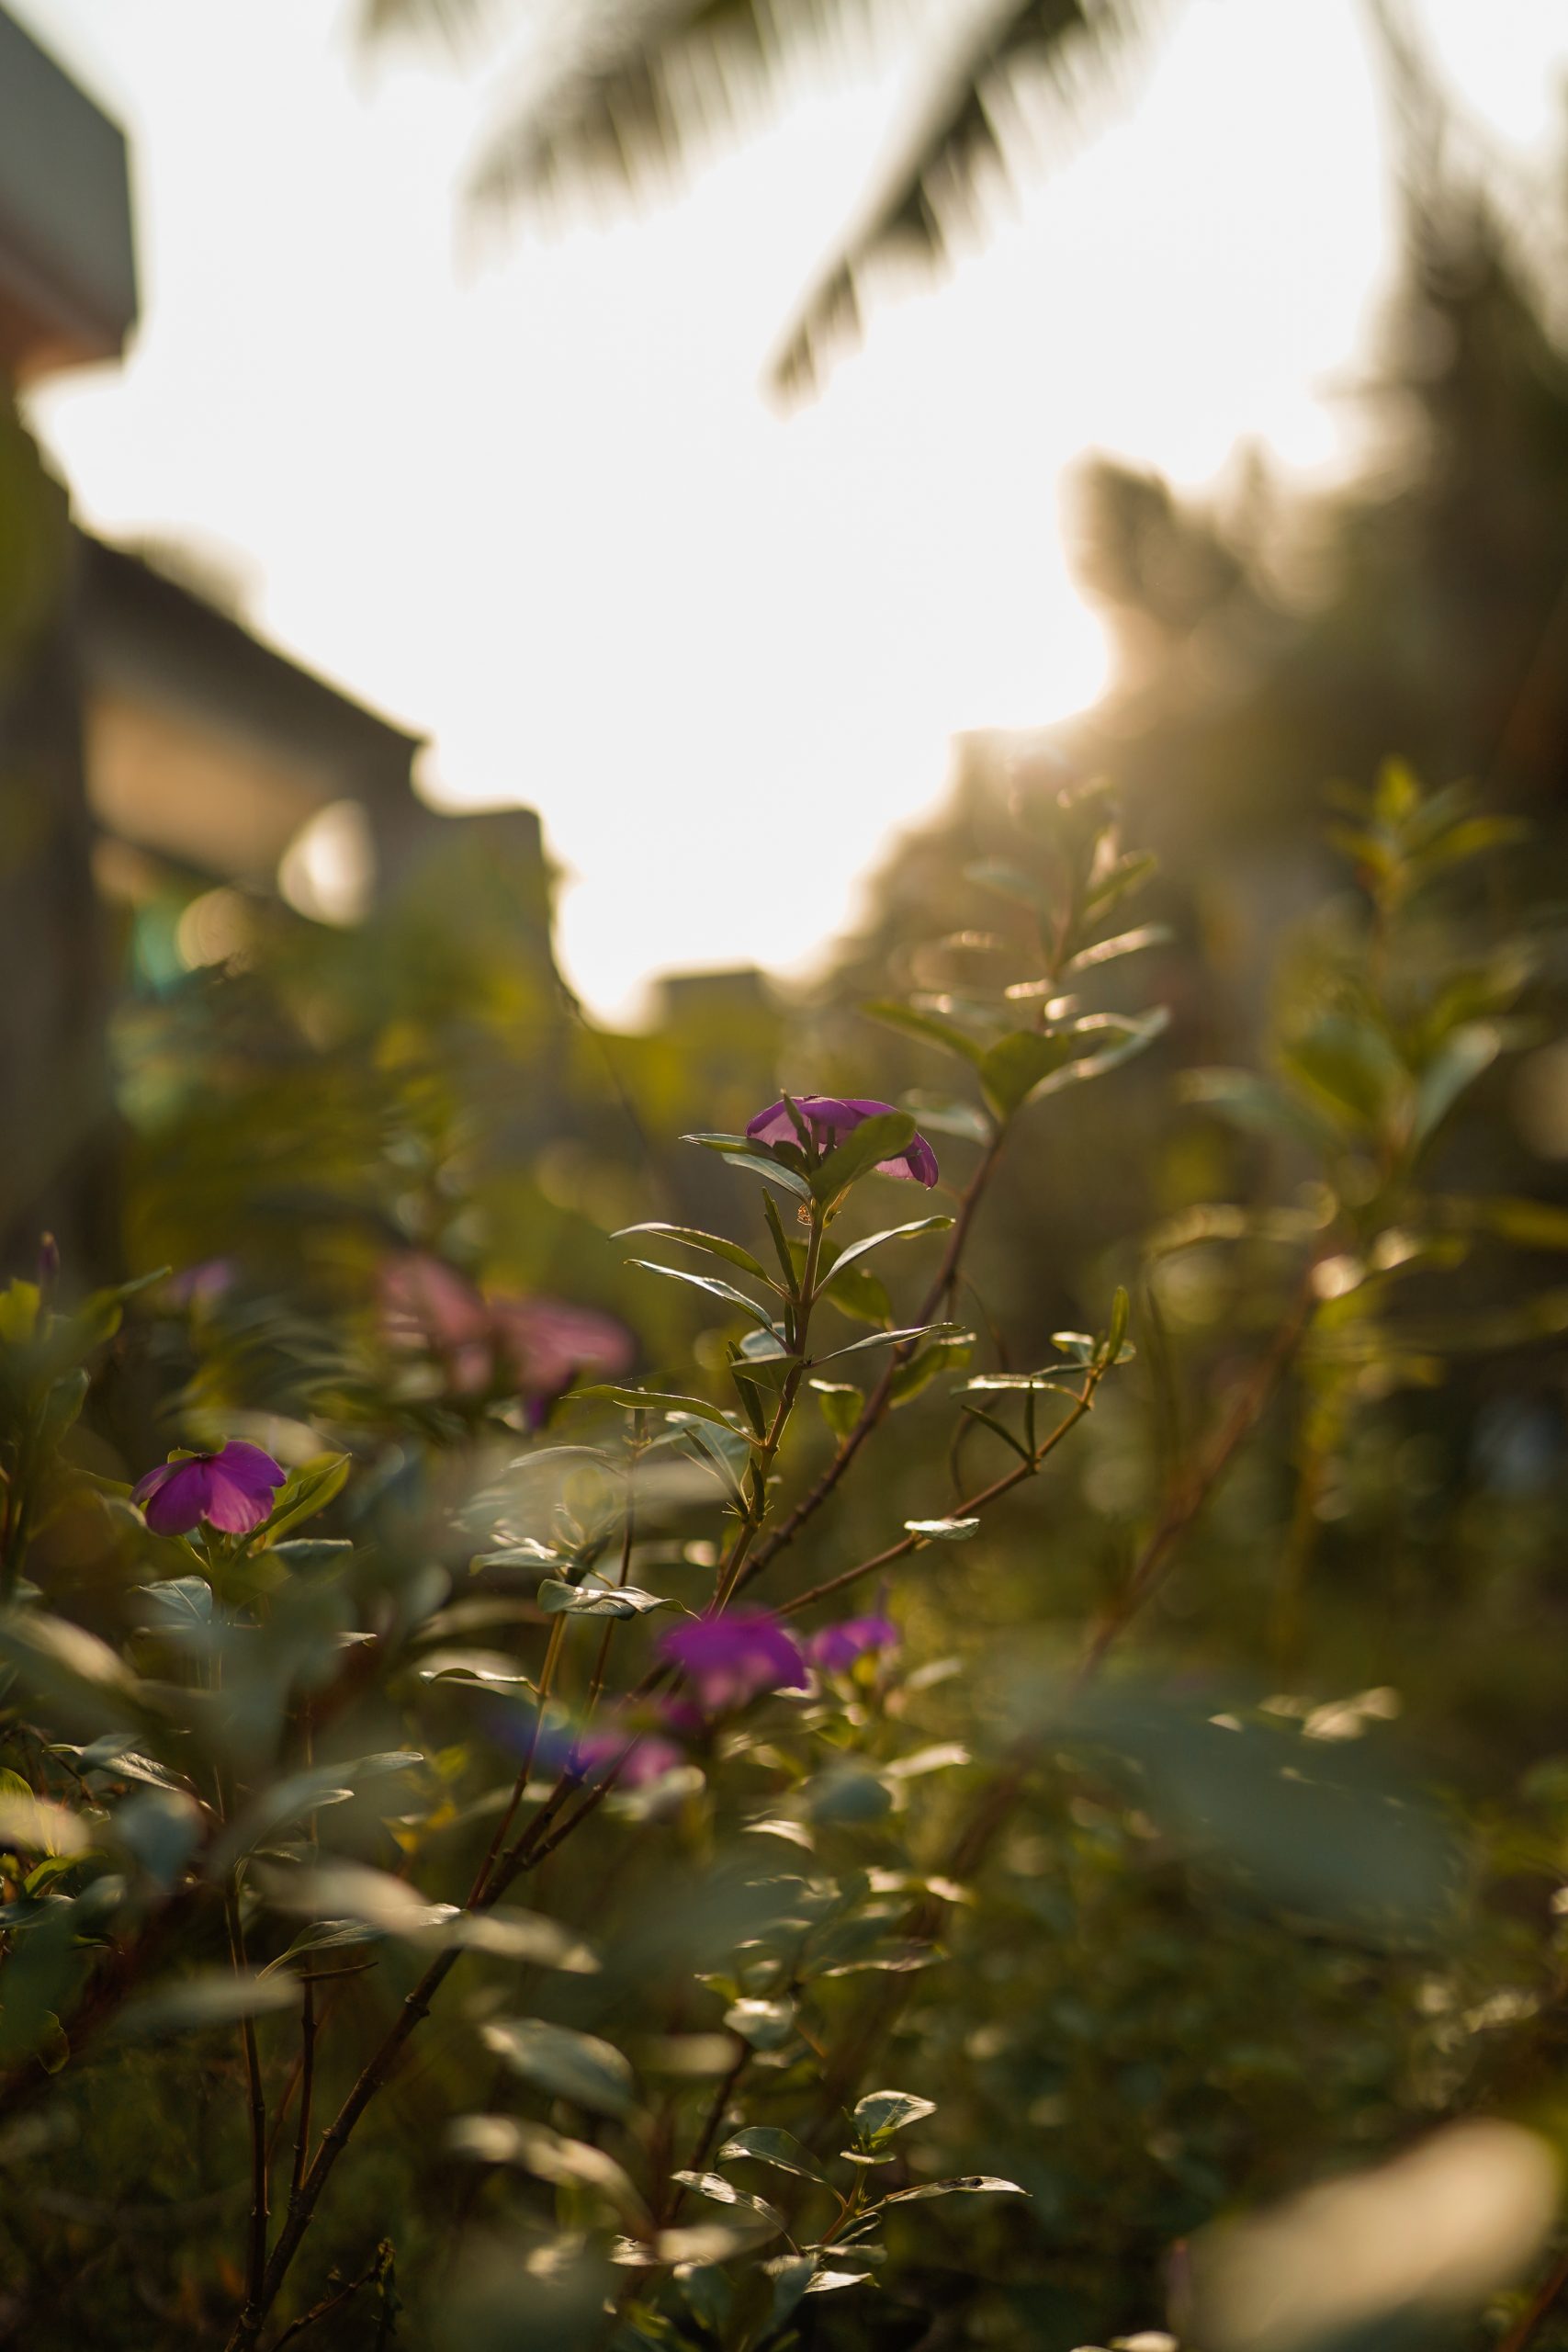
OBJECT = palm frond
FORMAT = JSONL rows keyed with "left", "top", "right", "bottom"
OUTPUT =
{"left": 464, "top": 2, "right": 877, "bottom": 207}
{"left": 365, "top": 0, "right": 1147, "bottom": 396}
{"left": 357, "top": 0, "right": 493, "bottom": 44}
{"left": 767, "top": 0, "right": 1138, "bottom": 395}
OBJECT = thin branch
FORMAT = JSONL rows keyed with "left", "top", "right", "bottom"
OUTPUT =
{"left": 270, "top": 2251, "right": 381, "bottom": 2349}
{"left": 1077, "top": 1279, "right": 1315, "bottom": 1684}
{"left": 780, "top": 1363, "right": 1100, "bottom": 1620}
{"left": 289, "top": 1980, "right": 316, "bottom": 2208}
{"left": 739, "top": 1134, "right": 1005, "bottom": 1592}
{"left": 1499, "top": 2244, "right": 1568, "bottom": 2352}
{"left": 225, "top": 1887, "right": 270, "bottom": 2335}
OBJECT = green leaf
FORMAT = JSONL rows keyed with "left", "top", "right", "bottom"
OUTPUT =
{"left": 259, "top": 1917, "right": 382, "bottom": 1975}
{"left": 1106, "top": 1284, "right": 1131, "bottom": 1363}
{"left": 0, "top": 1610, "right": 145, "bottom": 1728}
{"left": 1024, "top": 1009, "right": 1169, "bottom": 1101}
{"left": 904, "top": 1518, "right": 979, "bottom": 1542}
{"left": 577, "top": 1387, "right": 760, "bottom": 1442}
{"left": 124, "top": 1970, "right": 301, "bottom": 2035}
{"left": 670, "top": 2171, "right": 784, "bottom": 2234}
{"left": 445, "top": 1908, "right": 599, "bottom": 1971}
{"left": 39, "top": 1369, "right": 89, "bottom": 1449}
{"left": 810, "top": 1323, "right": 956, "bottom": 1370}
{"left": 448, "top": 2117, "right": 644, "bottom": 2220}
{"left": 879, "top": 2176, "right": 1027, "bottom": 2203}
{"left": 979, "top": 1030, "right": 1085, "bottom": 1119}
{"left": 681, "top": 1137, "right": 813, "bottom": 1203}
{"left": 537, "top": 1577, "right": 672, "bottom": 1619}
{"left": 811, "top": 1112, "right": 919, "bottom": 1204}
{"left": 1084, "top": 849, "right": 1157, "bottom": 920}
{"left": 863, "top": 1000, "right": 987, "bottom": 1068}
{"left": 810, "top": 1380, "right": 864, "bottom": 1439}
{"left": 671, "top": 1414, "right": 753, "bottom": 1502}
{"left": 1065, "top": 922, "right": 1172, "bottom": 973}
{"left": 0, "top": 1281, "right": 39, "bottom": 1346}
{"left": 724, "top": 1996, "right": 796, "bottom": 2051}
{"left": 1281, "top": 1015, "right": 1407, "bottom": 1135}
{"left": 614, "top": 1224, "right": 775, "bottom": 1285}
{"left": 852, "top": 2088, "right": 936, "bottom": 2145}
{"left": 819, "top": 1218, "right": 954, "bottom": 1283}
{"left": 1179, "top": 1068, "right": 1339, "bottom": 1150}
{"left": 626, "top": 1261, "right": 782, "bottom": 1335}
{"left": 717, "top": 2126, "right": 833, "bottom": 2188}
{"left": 0, "top": 1793, "right": 90, "bottom": 1857}
{"left": 965, "top": 858, "right": 1046, "bottom": 910}
{"left": 903, "top": 1095, "right": 993, "bottom": 1144}
{"left": 482, "top": 2017, "right": 635, "bottom": 2117}
{"left": 765, "top": 2255, "right": 818, "bottom": 2329}
{"left": 1443, "top": 1197, "right": 1568, "bottom": 1252}
{"left": 1414, "top": 1022, "right": 1501, "bottom": 1145}
{"left": 266, "top": 1540, "right": 354, "bottom": 1573}
{"left": 262, "top": 1453, "right": 350, "bottom": 1544}
{"left": 817, "top": 1258, "right": 893, "bottom": 1327}
{"left": 888, "top": 1331, "right": 975, "bottom": 1406}
{"left": 137, "top": 1576, "right": 214, "bottom": 1634}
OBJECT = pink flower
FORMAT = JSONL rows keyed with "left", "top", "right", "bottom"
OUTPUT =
{"left": 378, "top": 1255, "right": 633, "bottom": 1409}
{"left": 746, "top": 1097, "right": 939, "bottom": 1187}
{"left": 132, "top": 1442, "right": 286, "bottom": 1538}
{"left": 804, "top": 1615, "right": 899, "bottom": 1673}
{"left": 660, "top": 1609, "right": 807, "bottom": 1713}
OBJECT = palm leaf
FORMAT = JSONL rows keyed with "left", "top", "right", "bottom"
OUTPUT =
{"left": 769, "top": 0, "right": 1132, "bottom": 395}
{"left": 363, "top": 0, "right": 1145, "bottom": 393}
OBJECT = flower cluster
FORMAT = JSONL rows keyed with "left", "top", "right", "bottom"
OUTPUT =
{"left": 378, "top": 1252, "right": 633, "bottom": 1415}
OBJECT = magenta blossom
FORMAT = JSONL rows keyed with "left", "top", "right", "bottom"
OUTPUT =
{"left": 660, "top": 1609, "right": 808, "bottom": 1713}
{"left": 378, "top": 1254, "right": 633, "bottom": 1410}
{"left": 133, "top": 1442, "right": 286, "bottom": 1538}
{"left": 570, "top": 1724, "right": 684, "bottom": 1790}
{"left": 804, "top": 1615, "right": 900, "bottom": 1674}
{"left": 502, "top": 1707, "right": 684, "bottom": 1791}
{"left": 747, "top": 1096, "right": 939, "bottom": 1188}
{"left": 163, "top": 1259, "right": 236, "bottom": 1314}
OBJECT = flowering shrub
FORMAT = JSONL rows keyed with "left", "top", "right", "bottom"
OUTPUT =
{"left": 0, "top": 766, "right": 1565, "bottom": 2351}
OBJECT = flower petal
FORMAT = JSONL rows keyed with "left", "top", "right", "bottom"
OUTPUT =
{"left": 201, "top": 1469, "right": 276, "bottom": 1535}
{"left": 211, "top": 1442, "right": 286, "bottom": 1499}
{"left": 141, "top": 1461, "right": 213, "bottom": 1537}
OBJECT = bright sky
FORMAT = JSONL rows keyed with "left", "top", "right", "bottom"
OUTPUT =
{"left": 15, "top": 0, "right": 1568, "bottom": 1020}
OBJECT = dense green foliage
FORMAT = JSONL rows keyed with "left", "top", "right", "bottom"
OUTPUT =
{"left": 5, "top": 736, "right": 1568, "bottom": 2352}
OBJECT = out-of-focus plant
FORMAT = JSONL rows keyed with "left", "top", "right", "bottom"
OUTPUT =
{"left": 1, "top": 764, "right": 1566, "bottom": 2352}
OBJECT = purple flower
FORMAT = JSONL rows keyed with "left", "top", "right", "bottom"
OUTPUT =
{"left": 746, "top": 1097, "right": 939, "bottom": 1188}
{"left": 132, "top": 1442, "right": 286, "bottom": 1537}
{"left": 804, "top": 1614, "right": 900, "bottom": 1674}
{"left": 378, "top": 1254, "right": 634, "bottom": 1410}
{"left": 506, "top": 1707, "right": 685, "bottom": 1791}
{"left": 660, "top": 1609, "right": 808, "bottom": 1713}
{"left": 164, "top": 1259, "right": 236, "bottom": 1314}
{"left": 488, "top": 1296, "right": 636, "bottom": 1407}
{"left": 570, "top": 1725, "right": 684, "bottom": 1789}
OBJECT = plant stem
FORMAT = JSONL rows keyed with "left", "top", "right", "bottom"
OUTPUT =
{"left": 780, "top": 1365, "right": 1101, "bottom": 1621}
{"left": 739, "top": 1136, "right": 1004, "bottom": 1591}
{"left": 289, "top": 1978, "right": 316, "bottom": 2207}
{"left": 466, "top": 1611, "right": 566, "bottom": 1905}
{"left": 1499, "top": 2244, "right": 1568, "bottom": 2352}
{"left": 713, "top": 1206, "right": 826, "bottom": 1610}
{"left": 1077, "top": 1279, "right": 1315, "bottom": 1684}
{"left": 225, "top": 1884, "right": 270, "bottom": 2336}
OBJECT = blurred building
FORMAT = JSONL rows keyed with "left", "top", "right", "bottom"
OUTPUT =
{"left": 0, "top": 5, "right": 553, "bottom": 1278}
